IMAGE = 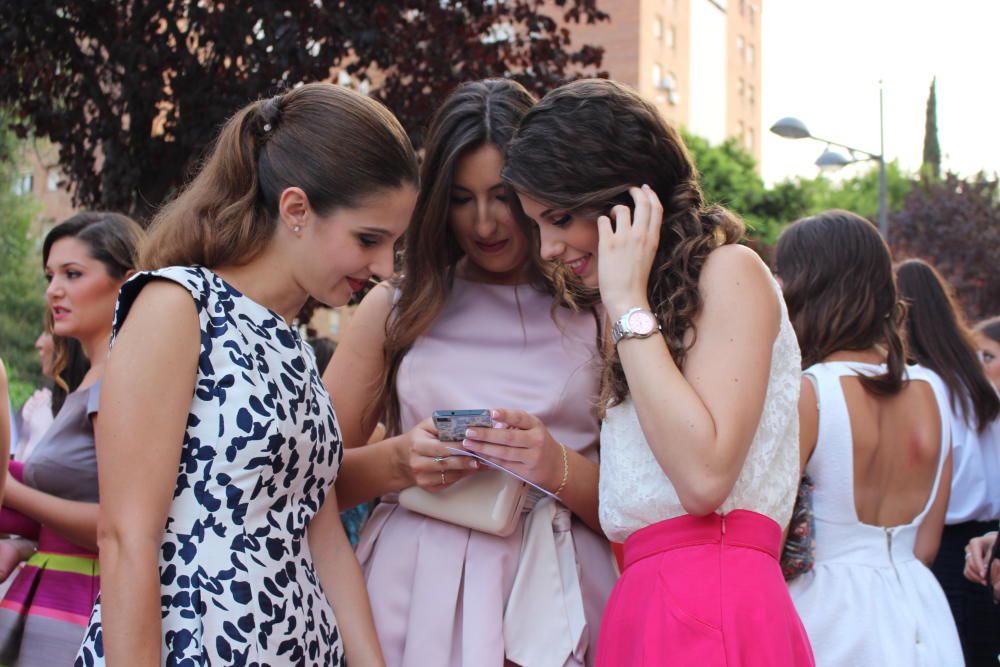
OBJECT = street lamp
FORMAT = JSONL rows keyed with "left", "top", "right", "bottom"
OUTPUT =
{"left": 769, "top": 85, "right": 888, "bottom": 241}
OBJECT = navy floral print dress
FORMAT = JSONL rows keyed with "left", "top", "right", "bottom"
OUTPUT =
{"left": 76, "top": 267, "right": 344, "bottom": 666}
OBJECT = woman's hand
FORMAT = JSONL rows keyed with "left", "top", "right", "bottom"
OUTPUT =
{"left": 964, "top": 531, "right": 998, "bottom": 587}
{"left": 461, "top": 409, "right": 565, "bottom": 493}
{"left": 597, "top": 185, "right": 664, "bottom": 320}
{"left": 405, "top": 417, "right": 479, "bottom": 492}
{"left": 0, "top": 539, "right": 33, "bottom": 583}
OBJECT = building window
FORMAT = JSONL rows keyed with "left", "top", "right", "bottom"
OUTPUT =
{"left": 736, "top": 121, "right": 745, "bottom": 141}
{"left": 748, "top": 44, "right": 756, "bottom": 66}
{"left": 748, "top": 84, "right": 756, "bottom": 106}
{"left": 652, "top": 63, "right": 663, "bottom": 89}
{"left": 654, "top": 16, "right": 663, "bottom": 40}
{"left": 747, "top": 127, "right": 755, "bottom": 152}
{"left": 667, "top": 25, "right": 676, "bottom": 50}
{"left": 740, "top": 0, "right": 746, "bottom": 15}
{"left": 738, "top": 77, "right": 745, "bottom": 98}
{"left": 749, "top": 5, "right": 756, "bottom": 25}
{"left": 12, "top": 172, "right": 33, "bottom": 196}
{"left": 737, "top": 36, "right": 745, "bottom": 63}
{"left": 46, "top": 167, "right": 61, "bottom": 192}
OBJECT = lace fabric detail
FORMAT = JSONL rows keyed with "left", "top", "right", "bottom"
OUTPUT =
{"left": 599, "top": 283, "right": 802, "bottom": 543}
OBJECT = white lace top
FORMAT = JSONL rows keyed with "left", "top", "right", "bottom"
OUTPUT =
{"left": 599, "top": 281, "right": 802, "bottom": 543}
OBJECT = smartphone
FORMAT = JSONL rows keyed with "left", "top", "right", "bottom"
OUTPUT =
{"left": 605, "top": 191, "right": 636, "bottom": 230}
{"left": 432, "top": 409, "right": 493, "bottom": 441}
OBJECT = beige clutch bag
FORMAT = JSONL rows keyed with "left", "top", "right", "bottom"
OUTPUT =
{"left": 398, "top": 469, "right": 528, "bottom": 537}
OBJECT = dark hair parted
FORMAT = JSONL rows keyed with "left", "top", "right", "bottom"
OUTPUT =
{"left": 142, "top": 83, "right": 418, "bottom": 269}
{"left": 372, "top": 79, "right": 576, "bottom": 435}
{"left": 775, "top": 210, "right": 907, "bottom": 396}
{"left": 502, "top": 78, "right": 744, "bottom": 407}
{"left": 896, "top": 259, "right": 999, "bottom": 432}
{"left": 43, "top": 211, "right": 142, "bottom": 406}
{"left": 43, "top": 211, "right": 143, "bottom": 280}
{"left": 977, "top": 316, "right": 1000, "bottom": 345}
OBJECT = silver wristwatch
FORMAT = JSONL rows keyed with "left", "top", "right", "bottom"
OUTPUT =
{"left": 611, "top": 307, "right": 660, "bottom": 345}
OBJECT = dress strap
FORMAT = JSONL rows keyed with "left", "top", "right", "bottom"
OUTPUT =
{"left": 802, "top": 363, "right": 858, "bottom": 522}
{"left": 904, "top": 365, "right": 953, "bottom": 524}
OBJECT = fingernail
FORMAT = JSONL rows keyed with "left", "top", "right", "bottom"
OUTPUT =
{"left": 465, "top": 428, "right": 477, "bottom": 439}
{"left": 462, "top": 439, "right": 476, "bottom": 448}
{"left": 491, "top": 409, "right": 500, "bottom": 419}
{"left": 643, "top": 184, "right": 651, "bottom": 190}
{"left": 468, "top": 460, "right": 478, "bottom": 469}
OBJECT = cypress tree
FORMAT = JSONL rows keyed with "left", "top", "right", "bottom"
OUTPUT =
{"left": 922, "top": 77, "right": 941, "bottom": 179}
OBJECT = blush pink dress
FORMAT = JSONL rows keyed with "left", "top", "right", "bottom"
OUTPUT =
{"left": 355, "top": 277, "right": 618, "bottom": 667}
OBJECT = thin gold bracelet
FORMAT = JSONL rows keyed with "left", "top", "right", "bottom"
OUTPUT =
{"left": 553, "top": 442, "right": 570, "bottom": 497}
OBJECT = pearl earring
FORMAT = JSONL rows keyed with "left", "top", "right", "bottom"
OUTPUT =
{"left": 293, "top": 225, "right": 301, "bottom": 234}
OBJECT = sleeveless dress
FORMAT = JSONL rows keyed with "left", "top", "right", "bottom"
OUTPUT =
{"left": 355, "top": 277, "right": 618, "bottom": 667}
{"left": 788, "top": 362, "right": 964, "bottom": 666}
{"left": 596, "top": 279, "right": 814, "bottom": 666}
{"left": 76, "top": 267, "right": 345, "bottom": 666}
{"left": 0, "top": 383, "right": 100, "bottom": 666}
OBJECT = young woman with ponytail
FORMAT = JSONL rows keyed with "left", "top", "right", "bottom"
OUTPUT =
{"left": 895, "top": 259, "right": 1000, "bottom": 666}
{"left": 776, "top": 211, "right": 963, "bottom": 666}
{"left": 75, "top": 83, "right": 418, "bottom": 667}
{"left": 503, "top": 78, "right": 813, "bottom": 665}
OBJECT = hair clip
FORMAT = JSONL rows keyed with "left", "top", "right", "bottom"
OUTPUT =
{"left": 263, "top": 123, "right": 273, "bottom": 133}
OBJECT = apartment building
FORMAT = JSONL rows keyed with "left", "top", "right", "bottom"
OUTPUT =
{"left": 570, "top": 0, "right": 763, "bottom": 163}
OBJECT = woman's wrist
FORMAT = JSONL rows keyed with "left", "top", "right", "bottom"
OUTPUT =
{"left": 392, "top": 434, "right": 416, "bottom": 489}
{"left": 550, "top": 442, "right": 570, "bottom": 497}
{"left": 605, "top": 296, "right": 652, "bottom": 322}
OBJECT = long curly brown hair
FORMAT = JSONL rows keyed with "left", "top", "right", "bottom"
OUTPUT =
{"left": 502, "top": 78, "right": 744, "bottom": 407}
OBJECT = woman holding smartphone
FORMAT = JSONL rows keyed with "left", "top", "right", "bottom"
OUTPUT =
{"left": 502, "top": 79, "right": 813, "bottom": 665}
{"left": 76, "top": 83, "right": 418, "bottom": 666}
{"left": 326, "top": 79, "right": 616, "bottom": 667}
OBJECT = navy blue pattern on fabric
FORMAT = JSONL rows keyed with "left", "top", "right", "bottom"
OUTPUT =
{"left": 76, "top": 267, "right": 344, "bottom": 666}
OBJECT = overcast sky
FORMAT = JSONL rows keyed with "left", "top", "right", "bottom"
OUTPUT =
{"left": 761, "top": 0, "right": 1000, "bottom": 185}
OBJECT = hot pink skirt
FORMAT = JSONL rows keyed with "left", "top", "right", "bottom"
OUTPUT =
{"left": 596, "top": 510, "right": 815, "bottom": 666}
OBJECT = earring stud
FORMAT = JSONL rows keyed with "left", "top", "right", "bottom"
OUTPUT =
{"left": 293, "top": 225, "right": 301, "bottom": 234}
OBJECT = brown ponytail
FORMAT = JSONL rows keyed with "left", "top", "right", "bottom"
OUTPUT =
{"left": 775, "top": 210, "right": 908, "bottom": 396}
{"left": 142, "top": 83, "right": 417, "bottom": 269}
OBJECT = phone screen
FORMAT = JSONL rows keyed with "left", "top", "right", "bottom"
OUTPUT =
{"left": 432, "top": 409, "right": 493, "bottom": 441}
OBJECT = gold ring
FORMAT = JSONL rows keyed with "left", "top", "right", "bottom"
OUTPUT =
{"left": 440, "top": 471, "right": 447, "bottom": 486}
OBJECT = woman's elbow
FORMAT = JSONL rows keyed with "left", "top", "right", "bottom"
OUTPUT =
{"left": 96, "top": 516, "right": 160, "bottom": 560}
{"left": 678, "top": 479, "right": 731, "bottom": 518}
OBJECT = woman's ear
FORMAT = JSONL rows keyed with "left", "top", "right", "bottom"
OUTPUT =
{"left": 278, "top": 187, "right": 312, "bottom": 235}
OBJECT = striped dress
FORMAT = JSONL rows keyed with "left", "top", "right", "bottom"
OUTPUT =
{"left": 0, "top": 383, "right": 100, "bottom": 667}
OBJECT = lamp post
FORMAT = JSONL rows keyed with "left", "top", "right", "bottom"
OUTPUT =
{"left": 770, "top": 85, "right": 888, "bottom": 241}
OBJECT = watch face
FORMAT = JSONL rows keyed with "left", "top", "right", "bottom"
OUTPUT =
{"left": 627, "top": 310, "right": 657, "bottom": 336}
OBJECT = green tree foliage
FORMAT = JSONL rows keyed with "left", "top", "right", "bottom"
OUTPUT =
{"left": 922, "top": 77, "right": 941, "bottom": 180}
{"left": 891, "top": 172, "right": 1000, "bottom": 320}
{"left": 0, "top": 124, "right": 45, "bottom": 407}
{"left": 683, "top": 129, "right": 911, "bottom": 247}
{"left": 0, "top": 1, "right": 607, "bottom": 222}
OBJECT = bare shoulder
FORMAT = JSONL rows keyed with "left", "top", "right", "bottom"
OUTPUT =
{"left": 698, "top": 244, "right": 780, "bottom": 330}
{"left": 116, "top": 279, "right": 199, "bottom": 345}
{"left": 700, "top": 244, "right": 772, "bottom": 287}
